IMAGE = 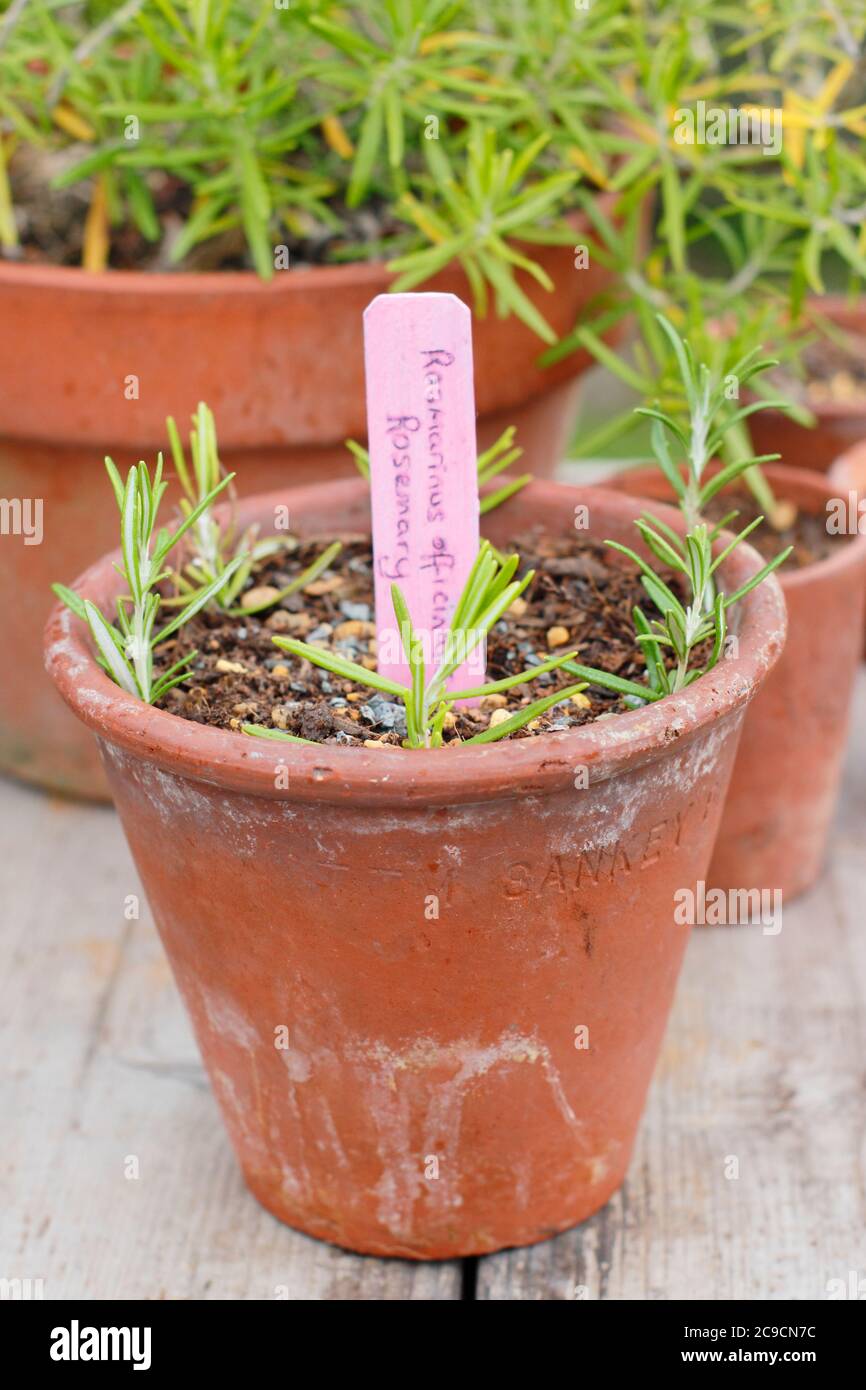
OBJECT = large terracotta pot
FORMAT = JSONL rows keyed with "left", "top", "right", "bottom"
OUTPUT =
{"left": 607, "top": 463, "right": 866, "bottom": 900}
{"left": 0, "top": 206, "right": 620, "bottom": 800}
{"left": 749, "top": 296, "right": 866, "bottom": 472}
{"left": 45, "top": 478, "right": 785, "bottom": 1259}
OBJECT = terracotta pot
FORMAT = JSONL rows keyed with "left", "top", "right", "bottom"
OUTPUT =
{"left": 748, "top": 296, "right": 866, "bottom": 472}
{"left": 45, "top": 478, "right": 785, "bottom": 1259}
{"left": 829, "top": 440, "right": 866, "bottom": 652}
{"left": 829, "top": 439, "right": 866, "bottom": 500}
{"left": 0, "top": 203, "right": 621, "bottom": 800}
{"left": 606, "top": 463, "right": 866, "bottom": 899}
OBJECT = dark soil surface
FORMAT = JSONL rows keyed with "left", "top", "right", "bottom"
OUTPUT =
{"left": 764, "top": 331, "right": 866, "bottom": 408}
{"left": 154, "top": 532, "right": 693, "bottom": 747}
{"left": 801, "top": 333, "right": 866, "bottom": 406}
{"left": 4, "top": 150, "right": 404, "bottom": 272}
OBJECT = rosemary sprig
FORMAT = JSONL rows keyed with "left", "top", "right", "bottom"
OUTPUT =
{"left": 164, "top": 402, "right": 343, "bottom": 614}
{"left": 52, "top": 455, "right": 242, "bottom": 703}
{"left": 633, "top": 314, "right": 787, "bottom": 528}
{"left": 568, "top": 321, "right": 793, "bottom": 705}
{"left": 387, "top": 126, "right": 576, "bottom": 344}
{"left": 564, "top": 518, "right": 788, "bottom": 704}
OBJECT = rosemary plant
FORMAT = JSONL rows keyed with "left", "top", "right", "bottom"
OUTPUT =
{"left": 564, "top": 515, "right": 787, "bottom": 705}
{"left": 545, "top": 0, "right": 866, "bottom": 436}
{"left": 2, "top": 1, "right": 861, "bottom": 356}
{"left": 0, "top": 0, "right": 589, "bottom": 335}
{"left": 52, "top": 454, "right": 241, "bottom": 703}
{"left": 551, "top": 292, "right": 814, "bottom": 476}
{"left": 347, "top": 424, "right": 532, "bottom": 515}
{"left": 165, "top": 402, "right": 342, "bottom": 615}
{"left": 632, "top": 313, "right": 788, "bottom": 528}
{"left": 243, "top": 541, "right": 586, "bottom": 748}
{"left": 564, "top": 320, "right": 793, "bottom": 705}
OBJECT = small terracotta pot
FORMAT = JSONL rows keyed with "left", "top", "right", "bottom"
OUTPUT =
{"left": 45, "top": 478, "right": 785, "bottom": 1259}
{"left": 607, "top": 463, "right": 866, "bottom": 900}
{"left": 748, "top": 296, "right": 866, "bottom": 472}
{"left": 0, "top": 206, "right": 619, "bottom": 800}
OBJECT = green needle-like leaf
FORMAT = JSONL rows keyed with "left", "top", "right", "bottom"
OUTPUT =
{"left": 465, "top": 684, "right": 588, "bottom": 744}
{"left": 271, "top": 636, "right": 408, "bottom": 699}
{"left": 241, "top": 724, "right": 315, "bottom": 745}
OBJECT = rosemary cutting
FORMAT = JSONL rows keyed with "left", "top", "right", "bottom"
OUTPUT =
{"left": 51, "top": 404, "right": 340, "bottom": 702}
{"left": 165, "top": 401, "right": 343, "bottom": 614}
{"left": 565, "top": 320, "right": 792, "bottom": 705}
{"left": 52, "top": 454, "right": 241, "bottom": 703}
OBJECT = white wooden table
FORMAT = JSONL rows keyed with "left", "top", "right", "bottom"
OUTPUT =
{"left": 2, "top": 674, "right": 864, "bottom": 1301}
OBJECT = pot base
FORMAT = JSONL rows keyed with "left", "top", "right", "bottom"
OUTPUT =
{"left": 242, "top": 1162, "right": 627, "bottom": 1261}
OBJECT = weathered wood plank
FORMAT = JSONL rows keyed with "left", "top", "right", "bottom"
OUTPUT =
{"left": 476, "top": 672, "right": 866, "bottom": 1300}
{"left": 0, "top": 783, "right": 460, "bottom": 1300}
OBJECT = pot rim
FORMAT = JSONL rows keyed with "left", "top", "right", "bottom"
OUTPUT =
{"left": 0, "top": 255, "right": 392, "bottom": 298}
{"left": 0, "top": 199, "right": 613, "bottom": 300}
{"left": 44, "top": 477, "right": 787, "bottom": 807}
{"left": 612, "top": 461, "right": 866, "bottom": 593}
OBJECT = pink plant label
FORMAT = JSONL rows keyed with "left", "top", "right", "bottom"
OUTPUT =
{"left": 363, "top": 292, "right": 482, "bottom": 692}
